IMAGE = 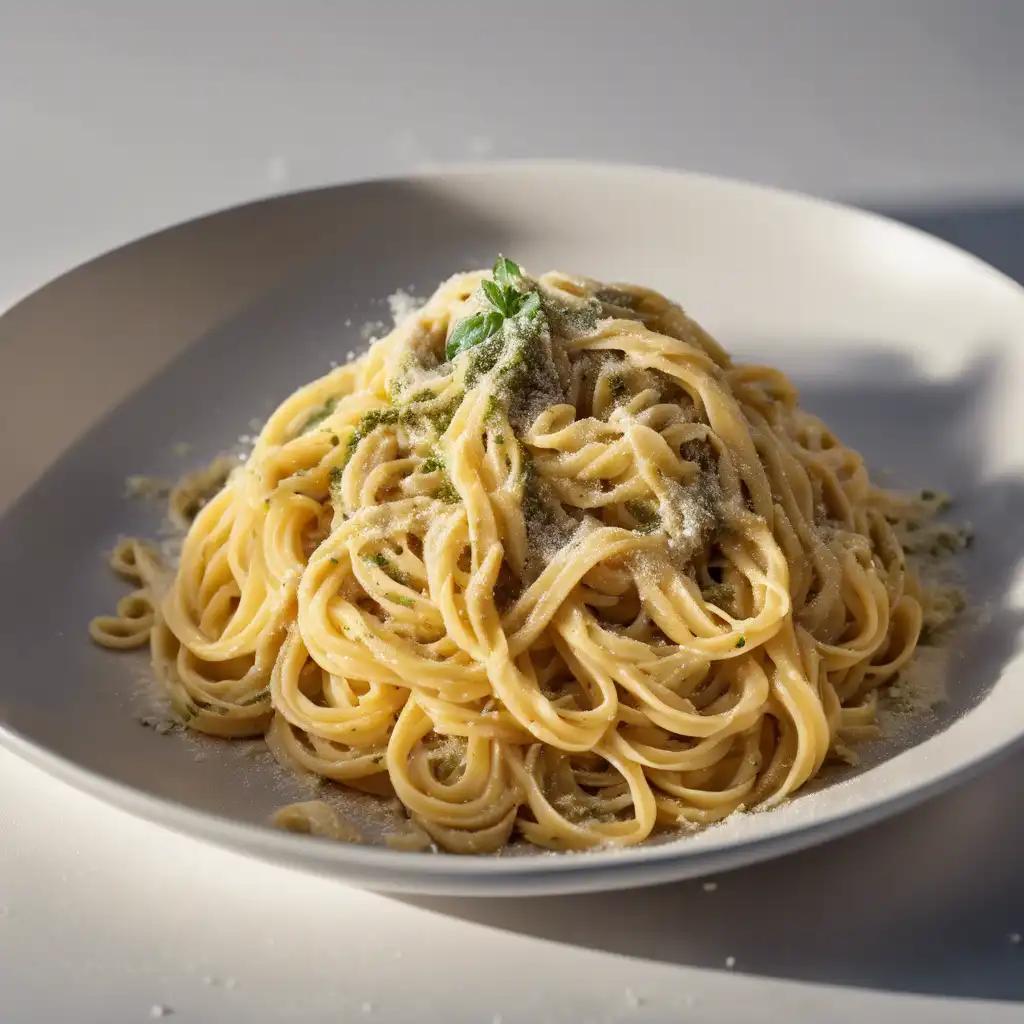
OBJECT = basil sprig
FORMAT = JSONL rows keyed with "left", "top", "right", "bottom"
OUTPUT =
{"left": 445, "top": 257, "right": 541, "bottom": 360}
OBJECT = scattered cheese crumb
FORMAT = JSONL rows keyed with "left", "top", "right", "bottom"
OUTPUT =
{"left": 1010, "top": 932, "right": 1022, "bottom": 945}
{"left": 171, "top": 442, "right": 191, "bottom": 458}
{"left": 725, "top": 956, "right": 736, "bottom": 970}
{"left": 361, "top": 1001, "right": 373, "bottom": 1013}
{"left": 149, "top": 1006, "right": 171, "bottom": 1019}
{"left": 702, "top": 881, "right": 718, "bottom": 892}
{"left": 387, "top": 289, "right": 421, "bottom": 325}
{"left": 886, "top": 646, "right": 950, "bottom": 713}
{"left": 492, "top": 1015, "right": 504, "bottom": 1024}
{"left": 361, "top": 319, "right": 386, "bottom": 341}
{"left": 393, "top": 950, "right": 403, "bottom": 960}
{"left": 224, "top": 977, "right": 237, "bottom": 990}
{"left": 624, "top": 988, "right": 641, "bottom": 1008}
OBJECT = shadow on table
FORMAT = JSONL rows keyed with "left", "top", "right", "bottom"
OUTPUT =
{"left": 394, "top": 225, "right": 1024, "bottom": 1003}
{"left": 396, "top": 758, "right": 1024, "bottom": 998}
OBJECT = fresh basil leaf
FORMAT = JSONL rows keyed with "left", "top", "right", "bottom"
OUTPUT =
{"left": 481, "top": 279, "right": 506, "bottom": 314}
{"left": 517, "top": 290, "right": 541, "bottom": 319}
{"left": 493, "top": 256, "right": 521, "bottom": 290}
{"left": 446, "top": 313, "right": 486, "bottom": 359}
{"left": 446, "top": 310, "right": 503, "bottom": 360}
{"left": 483, "top": 309, "right": 504, "bottom": 336}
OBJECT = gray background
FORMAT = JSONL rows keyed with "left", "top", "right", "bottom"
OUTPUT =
{"left": 1, "top": 2, "right": 1023, "bottom": 1022}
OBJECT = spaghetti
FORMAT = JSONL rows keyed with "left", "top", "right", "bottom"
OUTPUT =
{"left": 91, "top": 259, "right": 963, "bottom": 853}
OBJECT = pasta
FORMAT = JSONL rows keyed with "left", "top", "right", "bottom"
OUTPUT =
{"left": 91, "top": 259, "right": 965, "bottom": 854}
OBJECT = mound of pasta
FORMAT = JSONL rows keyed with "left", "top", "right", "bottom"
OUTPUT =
{"left": 92, "top": 258, "right": 963, "bottom": 853}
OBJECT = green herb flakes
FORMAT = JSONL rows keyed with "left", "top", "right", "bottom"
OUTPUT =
{"left": 608, "top": 373, "right": 628, "bottom": 400}
{"left": 239, "top": 689, "right": 271, "bottom": 707}
{"left": 624, "top": 499, "right": 661, "bottom": 532}
{"left": 298, "top": 397, "right": 338, "bottom": 435}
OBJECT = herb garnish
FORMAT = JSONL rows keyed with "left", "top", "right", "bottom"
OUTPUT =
{"left": 624, "top": 499, "right": 661, "bottom": 533}
{"left": 702, "top": 582, "right": 733, "bottom": 606}
{"left": 493, "top": 255, "right": 520, "bottom": 291}
{"left": 445, "top": 256, "right": 542, "bottom": 360}
{"left": 484, "top": 393, "right": 502, "bottom": 421}
{"left": 196, "top": 699, "right": 230, "bottom": 716}
{"left": 339, "top": 407, "right": 402, "bottom": 468}
{"left": 364, "top": 552, "right": 409, "bottom": 584}
{"left": 239, "top": 689, "right": 271, "bottom": 706}
{"left": 735, "top": 637, "right": 746, "bottom": 649}
{"left": 299, "top": 397, "right": 338, "bottom": 434}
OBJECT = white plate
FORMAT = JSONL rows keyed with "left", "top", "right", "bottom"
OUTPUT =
{"left": 1, "top": 162, "right": 1022, "bottom": 896}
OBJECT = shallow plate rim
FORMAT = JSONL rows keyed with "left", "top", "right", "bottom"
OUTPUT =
{"left": 2, "top": 158, "right": 1023, "bottom": 894}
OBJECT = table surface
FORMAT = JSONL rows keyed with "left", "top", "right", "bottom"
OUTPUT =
{"left": 1, "top": 3, "right": 1023, "bottom": 1022}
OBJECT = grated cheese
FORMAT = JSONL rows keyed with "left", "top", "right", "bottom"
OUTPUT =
{"left": 387, "top": 288, "right": 421, "bottom": 325}
{"left": 361, "top": 319, "right": 387, "bottom": 341}
{"left": 886, "top": 646, "right": 950, "bottom": 715}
